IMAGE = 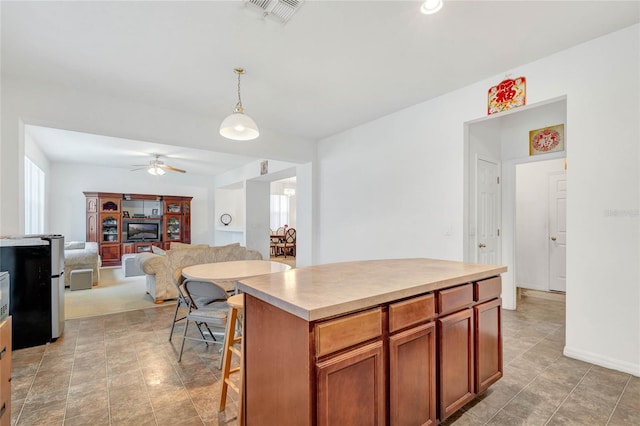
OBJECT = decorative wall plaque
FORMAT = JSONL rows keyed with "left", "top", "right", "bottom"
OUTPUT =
{"left": 529, "top": 124, "right": 564, "bottom": 155}
{"left": 488, "top": 76, "right": 526, "bottom": 115}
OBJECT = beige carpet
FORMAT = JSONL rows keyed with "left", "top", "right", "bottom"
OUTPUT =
{"left": 65, "top": 267, "right": 174, "bottom": 319}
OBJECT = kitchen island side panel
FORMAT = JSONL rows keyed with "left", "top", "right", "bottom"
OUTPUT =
{"left": 245, "top": 294, "right": 313, "bottom": 426}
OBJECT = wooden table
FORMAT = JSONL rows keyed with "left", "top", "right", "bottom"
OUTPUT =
{"left": 182, "top": 260, "right": 291, "bottom": 292}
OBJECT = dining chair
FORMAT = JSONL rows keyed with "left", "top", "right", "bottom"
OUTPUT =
{"left": 275, "top": 228, "right": 296, "bottom": 258}
{"left": 177, "top": 279, "right": 230, "bottom": 366}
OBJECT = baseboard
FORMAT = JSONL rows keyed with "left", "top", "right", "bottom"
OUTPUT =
{"left": 564, "top": 346, "right": 640, "bottom": 377}
{"left": 518, "top": 287, "right": 566, "bottom": 302}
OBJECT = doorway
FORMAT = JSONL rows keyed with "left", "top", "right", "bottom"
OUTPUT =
{"left": 515, "top": 159, "right": 566, "bottom": 293}
{"left": 464, "top": 96, "right": 567, "bottom": 310}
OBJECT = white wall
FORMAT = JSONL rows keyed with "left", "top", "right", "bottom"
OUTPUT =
{"left": 49, "top": 162, "right": 215, "bottom": 244}
{"left": 515, "top": 159, "right": 566, "bottom": 290}
{"left": 0, "top": 76, "right": 316, "bottom": 236}
{"left": 317, "top": 25, "right": 639, "bottom": 376}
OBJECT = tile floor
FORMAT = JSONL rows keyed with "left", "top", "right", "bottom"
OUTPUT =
{"left": 10, "top": 294, "right": 640, "bottom": 425}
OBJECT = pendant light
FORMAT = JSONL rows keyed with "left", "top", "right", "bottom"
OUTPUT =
{"left": 219, "top": 68, "right": 259, "bottom": 141}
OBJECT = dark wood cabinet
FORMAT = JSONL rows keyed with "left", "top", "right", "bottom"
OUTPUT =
{"left": 84, "top": 192, "right": 192, "bottom": 266}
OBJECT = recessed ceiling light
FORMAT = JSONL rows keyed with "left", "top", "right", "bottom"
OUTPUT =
{"left": 421, "top": 0, "right": 443, "bottom": 15}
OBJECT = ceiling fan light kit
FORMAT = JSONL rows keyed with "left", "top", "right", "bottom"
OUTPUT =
{"left": 131, "top": 155, "right": 186, "bottom": 175}
{"left": 220, "top": 68, "right": 259, "bottom": 141}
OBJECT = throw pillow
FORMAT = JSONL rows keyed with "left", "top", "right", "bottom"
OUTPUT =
{"left": 151, "top": 246, "right": 166, "bottom": 256}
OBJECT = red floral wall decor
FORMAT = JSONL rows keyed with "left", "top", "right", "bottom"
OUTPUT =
{"left": 529, "top": 124, "right": 564, "bottom": 155}
{"left": 488, "top": 76, "right": 526, "bottom": 115}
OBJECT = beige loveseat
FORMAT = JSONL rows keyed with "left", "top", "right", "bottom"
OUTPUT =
{"left": 64, "top": 241, "right": 101, "bottom": 286}
{"left": 137, "top": 243, "right": 262, "bottom": 303}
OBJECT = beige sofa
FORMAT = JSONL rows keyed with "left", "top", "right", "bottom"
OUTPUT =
{"left": 137, "top": 243, "right": 262, "bottom": 303}
{"left": 64, "top": 241, "right": 101, "bottom": 285}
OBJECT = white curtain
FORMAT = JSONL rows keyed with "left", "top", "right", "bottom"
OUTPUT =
{"left": 270, "top": 194, "right": 289, "bottom": 230}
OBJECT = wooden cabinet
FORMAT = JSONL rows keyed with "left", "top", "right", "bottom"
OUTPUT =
{"left": 317, "top": 342, "right": 385, "bottom": 426}
{"left": 100, "top": 243, "right": 121, "bottom": 267}
{"left": 244, "top": 274, "right": 503, "bottom": 426}
{"left": 389, "top": 294, "right": 436, "bottom": 426}
{"left": 437, "top": 308, "right": 475, "bottom": 420}
{"left": 474, "top": 277, "right": 503, "bottom": 394}
{"left": 0, "top": 317, "right": 11, "bottom": 426}
{"left": 84, "top": 192, "right": 193, "bottom": 266}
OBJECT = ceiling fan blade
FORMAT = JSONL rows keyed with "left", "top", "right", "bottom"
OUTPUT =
{"left": 162, "top": 165, "right": 187, "bottom": 173}
{"left": 130, "top": 167, "right": 147, "bottom": 172}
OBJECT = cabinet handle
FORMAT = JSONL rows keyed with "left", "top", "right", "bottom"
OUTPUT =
{"left": 0, "top": 346, "right": 5, "bottom": 360}
{"left": 0, "top": 402, "right": 5, "bottom": 418}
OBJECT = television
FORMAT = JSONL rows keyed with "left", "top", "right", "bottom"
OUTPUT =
{"left": 126, "top": 222, "right": 160, "bottom": 242}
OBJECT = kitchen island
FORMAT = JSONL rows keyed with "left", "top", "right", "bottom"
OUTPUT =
{"left": 237, "top": 258, "right": 507, "bottom": 426}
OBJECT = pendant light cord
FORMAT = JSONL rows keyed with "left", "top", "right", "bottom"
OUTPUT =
{"left": 235, "top": 68, "right": 244, "bottom": 113}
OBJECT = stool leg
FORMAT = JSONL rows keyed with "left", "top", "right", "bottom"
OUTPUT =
{"left": 219, "top": 306, "right": 239, "bottom": 411}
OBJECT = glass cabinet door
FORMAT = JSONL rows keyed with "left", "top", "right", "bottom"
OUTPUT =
{"left": 100, "top": 214, "right": 120, "bottom": 243}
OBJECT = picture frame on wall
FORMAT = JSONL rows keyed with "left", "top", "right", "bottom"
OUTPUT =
{"left": 529, "top": 124, "right": 565, "bottom": 155}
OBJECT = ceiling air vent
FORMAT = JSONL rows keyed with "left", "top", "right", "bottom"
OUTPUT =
{"left": 244, "top": 0, "right": 305, "bottom": 24}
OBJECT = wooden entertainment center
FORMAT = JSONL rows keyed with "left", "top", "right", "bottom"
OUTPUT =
{"left": 83, "top": 192, "right": 193, "bottom": 267}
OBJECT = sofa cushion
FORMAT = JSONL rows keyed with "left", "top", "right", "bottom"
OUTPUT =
{"left": 65, "top": 241, "right": 86, "bottom": 250}
{"left": 170, "top": 242, "right": 209, "bottom": 250}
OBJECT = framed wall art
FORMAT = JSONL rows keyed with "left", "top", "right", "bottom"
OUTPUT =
{"left": 488, "top": 76, "right": 526, "bottom": 115}
{"left": 529, "top": 124, "right": 564, "bottom": 155}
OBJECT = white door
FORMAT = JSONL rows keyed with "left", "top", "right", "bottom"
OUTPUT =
{"left": 477, "top": 158, "right": 500, "bottom": 264}
{"left": 548, "top": 172, "right": 567, "bottom": 292}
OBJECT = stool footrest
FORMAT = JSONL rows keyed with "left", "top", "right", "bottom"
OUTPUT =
{"left": 224, "top": 379, "right": 240, "bottom": 394}
{"left": 229, "top": 346, "right": 241, "bottom": 357}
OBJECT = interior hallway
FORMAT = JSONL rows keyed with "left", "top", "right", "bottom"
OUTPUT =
{"left": 10, "top": 293, "right": 639, "bottom": 425}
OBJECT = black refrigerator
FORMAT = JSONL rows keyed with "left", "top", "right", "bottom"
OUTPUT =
{"left": 0, "top": 235, "right": 65, "bottom": 350}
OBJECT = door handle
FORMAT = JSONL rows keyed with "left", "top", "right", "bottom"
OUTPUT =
{"left": 551, "top": 236, "right": 557, "bottom": 241}
{"left": 478, "top": 243, "right": 486, "bottom": 248}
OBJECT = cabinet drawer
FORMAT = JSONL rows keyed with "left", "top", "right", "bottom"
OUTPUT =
{"left": 437, "top": 284, "right": 473, "bottom": 315}
{"left": 315, "top": 308, "right": 382, "bottom": 358}
{"left": 474, "top": 276, "right": 502, "bottom": 302}
{"left": 389, "top": 294, "right": 435, "bottom": 333}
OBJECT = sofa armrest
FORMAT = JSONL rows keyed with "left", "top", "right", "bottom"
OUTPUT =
{"left": 137, "top": 252, "right": 168, "bottom": 275}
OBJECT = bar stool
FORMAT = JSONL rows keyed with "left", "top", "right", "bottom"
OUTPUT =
{"left": 219, "top": 293, "right": 244, "bottom": 423}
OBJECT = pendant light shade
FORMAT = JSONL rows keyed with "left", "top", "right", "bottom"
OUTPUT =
{"left": 220, "top": 68, "right": 259, "bottom": 141}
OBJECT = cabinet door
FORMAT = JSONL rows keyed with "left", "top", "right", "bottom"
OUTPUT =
{"left": 317, "top": 341, "right": 385, "bottom": 426}
{"left": 100, "top": 244, "right": 121, "bottom": 267}
{"left": 389, "top": 322, "right": 436, "bottom": 426}
{"left": 86, "top": 213, "right": 98, "bottom": 242}
{"left": 182, "top": 213, "right": 191, "bottom": 243}
{"left": 437, "top": 308, "right": 475, "bottom": 421}
{"left": 0, "top": 317, "right": 11, "bottom": 426}
{"left": 474, "top": 298, "right": 502, "bottom": 393}
{"left": 164, "top": 214, "right": 182, "bottom": 241}
{"left": 121, "top": 243, "right": 134, "bottom": 255}
{"left": 100, "top": 214, "right": 120, "bottom": 243}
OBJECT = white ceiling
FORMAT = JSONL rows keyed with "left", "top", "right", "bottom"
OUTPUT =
{"left": 3, "top": 1, "right": 639, "bottom": 175}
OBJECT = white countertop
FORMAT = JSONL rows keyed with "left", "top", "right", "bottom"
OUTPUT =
{"left": 237, "top": 258, "right": 507, "bottom": 321}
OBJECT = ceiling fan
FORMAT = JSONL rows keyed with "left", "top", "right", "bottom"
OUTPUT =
{"left": 131, "top": 155, "right": 186, "bottom": 175}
